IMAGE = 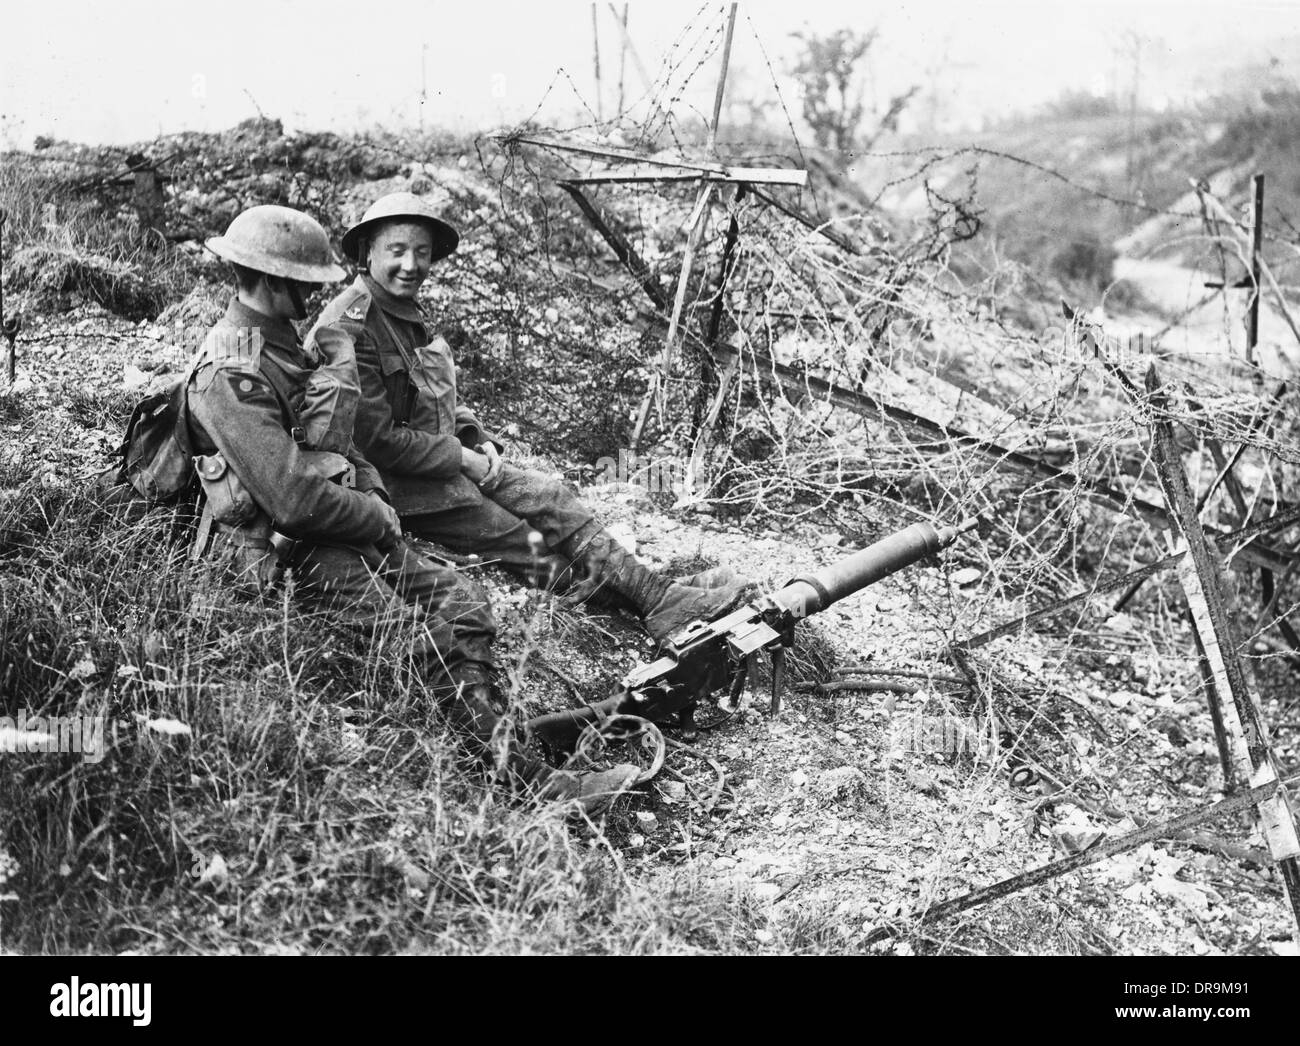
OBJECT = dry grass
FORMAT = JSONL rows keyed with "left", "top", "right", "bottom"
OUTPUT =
{"left": 1, "top": 156, "right": 199, "bottom": 321}
{"left": 0, "top": 468, "right": 792, "bottom": 954}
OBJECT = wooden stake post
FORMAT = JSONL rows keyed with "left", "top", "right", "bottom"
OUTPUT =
{"left": 509, "top": 9, "right": 880, "bottom": 472}
{"left": 0, "top": 209, "right": 18, "bottom": 384}
{"left": 1145, "top": 364, "right": 1300, "bottom": 935}
{"left": 629, "top": 2, "right": 738, "bottom": 451}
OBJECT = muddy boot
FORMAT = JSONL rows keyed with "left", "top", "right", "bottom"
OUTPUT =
{"left": 674, "top": 564, "right": 742, "bottom": 589}
{"left": 537, "top": 762, "right": 641, "bottom": 815}
{"left": 443, "top": 664, "right": 551, "bottom": 787}
{"left": 559, "top": 527, "right": 753, "bottom": 643}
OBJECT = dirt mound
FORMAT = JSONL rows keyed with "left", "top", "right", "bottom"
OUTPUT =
{"left": 155, "top": 279, "right": 227, "bottom": 330}
{"left": 9, "top": 244, "right": 173, "bottom": 321}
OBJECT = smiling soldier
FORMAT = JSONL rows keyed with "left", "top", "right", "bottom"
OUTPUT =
{"left": 310, "top": 192, "right": 752, "bottom": 643}
{"left": 189, "top": 204, "right": 637, "bottom": 812}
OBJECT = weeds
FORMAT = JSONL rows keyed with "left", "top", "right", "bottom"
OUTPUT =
{"left": 0, "top": 483, "right": 789, "bottom": 954}
{"left": 1, "top": 157, "right": 198, "bottom": 321}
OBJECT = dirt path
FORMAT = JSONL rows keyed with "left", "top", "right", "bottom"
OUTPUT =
{"left": 1105, "top": 254, "right": 1297, "bottom": 385}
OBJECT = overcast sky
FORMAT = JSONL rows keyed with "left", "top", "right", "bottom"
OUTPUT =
{"left": 4, "top": 0, "right": 1299, "bottom": 148}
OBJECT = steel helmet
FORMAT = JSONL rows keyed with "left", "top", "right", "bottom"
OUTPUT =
{"left": 206, "top": 205, "right": 345, "bottom": 283}
{"left": 341, "top": 192, "right": 459, "bottom": 265}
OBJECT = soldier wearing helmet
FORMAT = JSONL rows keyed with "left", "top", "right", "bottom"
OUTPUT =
{"left": 312, "top": 192, "right": 752, "bottom": 644}
{"left": 189, "top": 204, "right": 636, "bottom": 812}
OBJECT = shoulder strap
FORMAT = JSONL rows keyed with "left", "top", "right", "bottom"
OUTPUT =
{"left": 257, "top": 360, "right": 308, "bottom": 446}
{"left": 371, "top": 302, "right": 420, "bottom": 374}
{"left": 174, "top": 355, "right": 201, "bottom": 458}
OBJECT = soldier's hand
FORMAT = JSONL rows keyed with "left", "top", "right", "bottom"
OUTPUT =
{"left": 460, "top": 446, "right": 490, "bottom": 484}
{"left": 369, "top": 491, "right": 402, "bottom": 547}
{"left": 477, "top": 442, "right": 504, "bottom": 488}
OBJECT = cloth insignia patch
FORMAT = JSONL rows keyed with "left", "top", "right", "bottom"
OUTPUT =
{"left": 345, "top": 304, "right": 367, "bottom": 320}
{"left": 228, "top": 374, "right": 270, "bottom": 403}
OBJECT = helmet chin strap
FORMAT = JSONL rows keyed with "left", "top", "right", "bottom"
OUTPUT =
{"left": 284, "top": 278, "right": 308, "bottom": 321}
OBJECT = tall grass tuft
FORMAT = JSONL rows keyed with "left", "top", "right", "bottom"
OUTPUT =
{"left": 0, "top": 478, "right": 779, "bottom": 954}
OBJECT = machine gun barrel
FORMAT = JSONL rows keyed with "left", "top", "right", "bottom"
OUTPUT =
{"left": 524, "top": 516, "right": 979, "bottom": 753}
{"left": 775, "top": 517, "right": 979, "bottom": 617}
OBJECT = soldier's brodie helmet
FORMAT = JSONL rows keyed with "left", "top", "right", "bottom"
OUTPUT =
{"left": 341, "top": 192, "right": 459, "bottom": 266}
{"left": 205, "top": 205, "right": 345, "bottom": 283}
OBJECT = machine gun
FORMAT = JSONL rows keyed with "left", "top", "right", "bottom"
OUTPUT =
{"left": 525, "top": 517, "right": 979, "bottom": 753}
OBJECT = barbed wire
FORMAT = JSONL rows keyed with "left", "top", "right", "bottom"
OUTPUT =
{"left": 6, "top": 43, "right": 1298, "bottom": 813}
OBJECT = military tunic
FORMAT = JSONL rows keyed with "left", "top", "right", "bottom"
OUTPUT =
{"left": 311, "top": 275, "right": 597, "bottom": 590}
{"left": 186, "top": 297, "right": 497, "bottom": 679}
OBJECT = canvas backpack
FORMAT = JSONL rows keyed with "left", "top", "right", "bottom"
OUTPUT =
{"left": 115, "top": 377, "right": 196, "bottom": 502}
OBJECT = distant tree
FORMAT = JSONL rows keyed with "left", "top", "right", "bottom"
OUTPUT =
{"left": 788, "top": 27, "right": 918, "bottom": 157}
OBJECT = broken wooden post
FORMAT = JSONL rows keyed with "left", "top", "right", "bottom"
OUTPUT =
{"left": 629, "top": 2, "right": 738, "bottom": 452}
{"left": 1248, "top": 173, "right": 1264, "bottom": 363}
{"left": 684, "top": 183, "right": 747, "bottom": 494}
{"left": 1200, "top": 173, "right": 1264, "bottom": 368}
{"left": 862, "top": 772, "right": 1300, "bottom": 945}
{"left": 1178, "top": 559, "right": 1245, "bottom": 790}
{"left": 0, "top": 210, "right": 18, "bottom": 385}
{"left": 1197, "top": 180, "right": 1300, "bottom": 364}
{"left": 1144, "top": 362, "right": 1300, "bottom": 936}
{"left": 1194, "top": 183, "right": 1300, "bottom": 658}
{"left": 1112, "top": 382, "right": 1287, "bottom": 613}
{"left": 684, "top": 353, "right": 740, "bottom": 498}
{"left": 2, "top": 314, "right": 18, "bottom": 385}
{"left": 748, "top": 185, "right": 862, "bottom": 256}
{"left": 630, "top": 184, "right": 714, "bottom": 449}
{"left": 558, "top": 182, "right": 670, "bottom": 309}
{"left": 953, "top": 507, "right": 1300, "bottom": 654}
{"left": 714, "top": 339, "right": 1293, "bottom": 574}
{"left": 126, "top": 152, "right": 166, "bottom": 238}
{"left": 1185, "top": 608, "right": 1241, "bottom": 792}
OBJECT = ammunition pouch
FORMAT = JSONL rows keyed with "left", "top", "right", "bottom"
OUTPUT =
{"left": 195, "top": 452, "right": 257, "bottom": 525}
{"left": 189, "top": 451, "right": 291, "bottom": 591}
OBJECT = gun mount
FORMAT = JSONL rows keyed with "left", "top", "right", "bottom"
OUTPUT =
{"left": 526, "top": 517, "right": 978, "bottom": 752}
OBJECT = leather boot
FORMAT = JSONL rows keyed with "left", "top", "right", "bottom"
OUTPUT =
{"left": 536, "top": 762, "right": 641, "bottom": 815}
{"left": 443, "top": 664, "right": 550, "bottom": 786}
{"left": 558, "top": 527, "right": 754, "bottom": 643}
{"left": 674, "top": 564, "right": 741, "bottom": 589}
{"left": 444, "top": 665, "right": 637, "bottom": 806}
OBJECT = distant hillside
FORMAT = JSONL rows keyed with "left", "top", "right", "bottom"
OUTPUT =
{"left": 849, "top": 90, "right": 1300, "bottom": 322}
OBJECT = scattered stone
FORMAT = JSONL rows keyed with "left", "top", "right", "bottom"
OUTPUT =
{"left": 812, "top": 766, "right": 868, "bottom": 803}
{"left": 905, "top": 768, "right": 942, "bottom": 797}
{"left": 1055, "top": 827, "right": 1105, "bottom": 853}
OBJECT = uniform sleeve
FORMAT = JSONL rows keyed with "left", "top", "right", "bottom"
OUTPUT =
{"left": 347, "top": 319, "right": 464, "bottom": 480}
{"left": 189, "top": 364, "right": 390, "bottom": 545}
{"left": 454, "top": 404, "right": 505, "bottom": 453}
{"left": 347, "top": 439, "right": 387, "bottom": 498}
{"left": 453, "top": 403, "right": 485, "bottom": 448}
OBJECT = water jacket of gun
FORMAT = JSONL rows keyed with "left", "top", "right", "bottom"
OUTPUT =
{"left": 525, "top": 518, "right": 977, "bottom": 748}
